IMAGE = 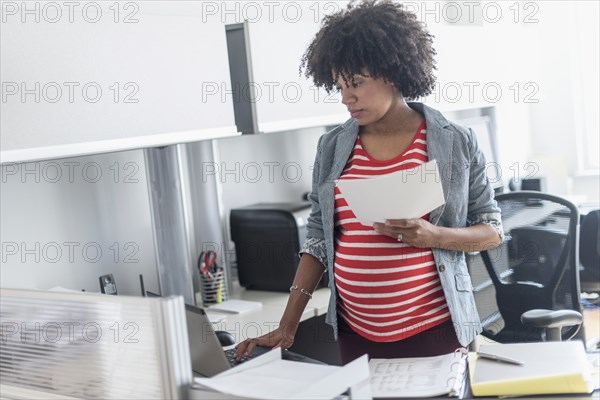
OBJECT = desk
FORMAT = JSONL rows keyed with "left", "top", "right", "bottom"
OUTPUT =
{"left": 584, "top": 308, "right": 600, "bottom": 343}
{"left": 205, "top": 285, "right": 331, "bottom": 334}
{"left": 228, "top": 284, "right": 331, "bottom": 317}
{"left": 207, "top": 285, "right": 331, "bottom": 334}
{"left": 209, "top": 303, "right": 314, "bottom": 341}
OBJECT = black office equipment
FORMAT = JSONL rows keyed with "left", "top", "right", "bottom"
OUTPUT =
{"left": 579, "top": 209, "right": 600, "bottom": 293}
{"left": 477, "top": 191, "right": 584, "bottom": 343}
{"left": 521, "top": 177, "right": 547, "bottom": 192}
{"left": 139, "top": 274, "right": 146, "bottom": 297}
{"left": 230, "top": 202, "right": 317, "bottom": 292}
{"left": 215, "top": 330, "right": 236, "bottom": 347}
{"left": 509, "top": 177, "right": 547, "bottom": 192}
{"left": 99, "top": 274, "right": 117, "bottom": 295}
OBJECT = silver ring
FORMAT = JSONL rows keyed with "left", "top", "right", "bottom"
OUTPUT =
{"left": 397, "top": 233, "right": 403, "bottom": 242}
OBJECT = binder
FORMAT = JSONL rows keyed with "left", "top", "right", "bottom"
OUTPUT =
{"left": 469, "top": 341, "right": 594, "bottom": 397}
{"left": 369, "top": 348, "right": 468, "bottom": 398}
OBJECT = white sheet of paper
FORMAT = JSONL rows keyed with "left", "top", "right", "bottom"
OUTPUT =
{"left": 195, "top": 359, "right": 336, "bottom": 399}
{"left": 193, "top": 350, "right": 370, "bottom": 400}
{"left": 336, "top": 159, "right": 446, "bottom": 226}
{"left": 207, "top": 299, "right": 262, "bottom": 314}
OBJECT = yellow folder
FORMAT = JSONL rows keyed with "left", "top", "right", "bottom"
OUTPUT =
{"left": 469, "top": 341, "right": 593, "bottom": 397}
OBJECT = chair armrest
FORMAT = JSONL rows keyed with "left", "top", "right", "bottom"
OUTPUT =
{"left": 521, "top": 309, "right": 583, "bottom": 341}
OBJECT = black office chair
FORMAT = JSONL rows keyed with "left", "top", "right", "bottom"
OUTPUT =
{"left": 478, "top": 191, "right": 584, "bottom": 343}
{"left": 579, "top": 209, "right": 600, "bottom": 294}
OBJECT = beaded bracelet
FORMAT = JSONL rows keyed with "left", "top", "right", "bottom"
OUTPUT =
{"left": 289, "top": 284, "right": 313, "bottom": 299}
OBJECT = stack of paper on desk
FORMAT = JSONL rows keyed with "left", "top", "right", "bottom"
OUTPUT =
{"left": 469, "top": 341, "right": 594, "bottom": 397}
{"left": 336, "top": 159, "right": 445, "bottom": 226}
{"left": 193, "top": 349, "right": 370, "bottom": 399}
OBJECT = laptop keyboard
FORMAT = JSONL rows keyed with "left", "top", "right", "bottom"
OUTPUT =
{"left": 224, "top": 348, "right": 256, "bottom": 366}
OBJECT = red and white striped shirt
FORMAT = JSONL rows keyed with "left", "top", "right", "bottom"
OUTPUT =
{"left": 334, "top": 121, "right": 450, "bottom": 342}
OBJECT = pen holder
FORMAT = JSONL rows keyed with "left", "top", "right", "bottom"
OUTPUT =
{"left": 199, "top": 269, "right": 228, "bottom": 306}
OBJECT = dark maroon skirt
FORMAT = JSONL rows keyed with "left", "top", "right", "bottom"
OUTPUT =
{"left": 337, "top": 316, "right": 463, "bottom": 364}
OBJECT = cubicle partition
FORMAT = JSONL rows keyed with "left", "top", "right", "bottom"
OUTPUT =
{"left": 0, "top": 289, "right": 191, "bottom": 399}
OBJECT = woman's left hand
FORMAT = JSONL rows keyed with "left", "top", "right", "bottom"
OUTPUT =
{"left": 373, "top": 219, "right": 440, "bottom": 248}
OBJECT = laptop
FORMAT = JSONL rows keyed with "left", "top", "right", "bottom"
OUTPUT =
{"left": 146, "top": 292, "right": 321, "bottom": 377}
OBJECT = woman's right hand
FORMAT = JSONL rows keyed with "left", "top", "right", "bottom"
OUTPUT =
{"left": 233, "top": 324, "right": 297, "bottom": 361}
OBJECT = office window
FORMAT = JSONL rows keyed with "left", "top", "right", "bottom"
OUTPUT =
{"left": 573, "top": 2, "right": 600, "bottom": 172}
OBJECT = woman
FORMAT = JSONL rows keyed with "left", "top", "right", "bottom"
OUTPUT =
{"left": 235, "top": 0, "right": 503, "bottom": 364}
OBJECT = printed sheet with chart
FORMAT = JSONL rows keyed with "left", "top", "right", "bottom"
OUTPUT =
{"left": 369, "top": 350, "right": 467, "bottom": 398}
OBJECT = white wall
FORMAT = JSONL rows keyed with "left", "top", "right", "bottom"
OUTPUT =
{"left": 421, "top": 1, "right": 598, "bottom": 201}
{"left": 526, "top": 1, "right": 599, "bottom": 200}
{"left": 0, "top": 150, "right": 160, "bottom": 294}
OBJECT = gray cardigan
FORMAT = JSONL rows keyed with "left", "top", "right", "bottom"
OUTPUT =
{"left": 300, "top": 102, "right": 504, "bottom": 347}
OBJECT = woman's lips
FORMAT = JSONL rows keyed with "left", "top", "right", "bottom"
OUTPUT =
{"left": 349, "top": 109, "right": 362, "bottom": 118}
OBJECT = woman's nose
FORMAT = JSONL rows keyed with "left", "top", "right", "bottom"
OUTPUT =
{"left": 340, "top": 88, "right": 356, "bottom": 106}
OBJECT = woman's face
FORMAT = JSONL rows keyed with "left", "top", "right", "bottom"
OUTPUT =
{"left": 334, "top": 71, "right": 400, "bottom": 126}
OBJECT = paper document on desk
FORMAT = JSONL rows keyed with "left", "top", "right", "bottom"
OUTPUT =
{"left": 336, "top": 159, "right": 445, "bottom": 226}
{"left": 369, "top": 350, "right": 467, "bottom": 398}
{"left": 469, "top": 341, "right": 594, "bottom": 397}
{"left": 207, "top": 299, "right": 261, "bottom": 314}
{"left": 193, "top": 350, "right": 370, "bottom": 399}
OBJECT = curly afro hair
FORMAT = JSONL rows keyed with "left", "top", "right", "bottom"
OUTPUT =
{"left": 300, "top": 0, "right": 437, "bottom": 100}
